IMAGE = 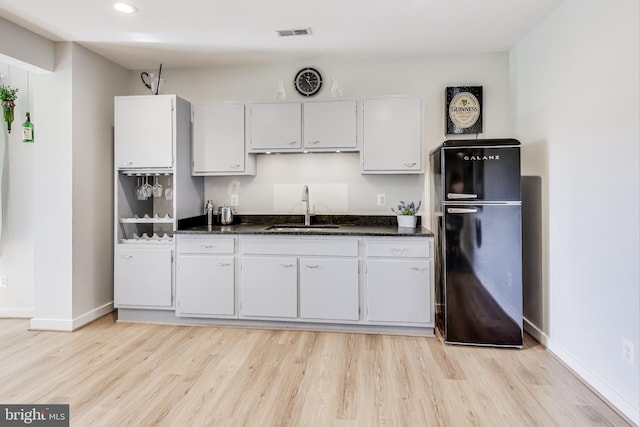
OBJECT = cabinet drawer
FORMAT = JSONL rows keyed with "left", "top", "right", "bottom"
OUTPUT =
{"left": 240, "top": 237, "right": 358, "bottom": 257}
{"left": 179, "top": 237, "right": 235, "bottom": 254}
{"left": 366, "top": 239, "right": 431, "bottom": 258}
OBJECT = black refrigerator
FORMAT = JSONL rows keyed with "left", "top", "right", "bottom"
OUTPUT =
{"left": 430, "top": 139, "right": 523, "bottom": 348}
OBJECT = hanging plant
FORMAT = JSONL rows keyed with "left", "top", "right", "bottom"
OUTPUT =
{"left": 0, "top": 84, "right": 19, "bottom": 133}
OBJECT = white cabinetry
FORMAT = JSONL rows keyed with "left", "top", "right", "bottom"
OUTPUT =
{"left": 299, "top": 257, "right": 359, "bottom": 320}
{"left": 114, "top": 95, "right": 203, "bottom": 310}
{"left": 115, "top": 245, "right": 173, "bottom": 308}
{"left": 303, "top": 100, "right": 357, "bottom": 151}
{"left": 115, "top": 95, "right": 175, "bottom": 169}
{"left": 248, "top": 100, "right": 358, "bottom": 153}
{"left": 176, "top": 236, "right": 235, "bottom": 317}
{"left": 361, "top": 97, "right": 423, "bottom": 174}
{"left": 365, "top": 238, "right": 433, "bottom": 325}
{"left": 191, "top": 103, "right": 256, "bottom": 176}
{"left": 239, "top": 237, "right": 359, "bottom": 321}
{"left": 248, "top": 102, "right": 301, "bottom": 151}
{"left": 240, "top": 256, "right": 298, "bottom": 318}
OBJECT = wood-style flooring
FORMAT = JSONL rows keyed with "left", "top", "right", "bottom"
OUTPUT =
{"left": 0, "top": 314, "right": 632, "bottom": 426}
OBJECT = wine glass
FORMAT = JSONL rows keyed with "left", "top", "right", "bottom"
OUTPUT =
{"left": 135, "top": 175, "right": 146, "bottom": 200}
{"left": 164, "top": 175, "right": 173, "bottom": 200}
{"left": 152, "top": 174, "right": 163, "bottom": 198}
{"left": 143, "top": 175, "right": 153, "bottom": 198}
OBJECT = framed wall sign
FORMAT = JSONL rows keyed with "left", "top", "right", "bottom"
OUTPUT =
{"left": 445, "top": 86, "right": 483, "bottom": 134}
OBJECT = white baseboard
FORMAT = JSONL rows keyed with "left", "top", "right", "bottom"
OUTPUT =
{"left": 29, "top": 302, "right": 114, "bottom": 332}
{"left": 546, "top": 336, "right": 639, "bottom": 425}
{"left": 0, "top": 307, "right": 34, "bottom": 318}
{"left": 523, "top": 316, "right": 548, "bottom": 346}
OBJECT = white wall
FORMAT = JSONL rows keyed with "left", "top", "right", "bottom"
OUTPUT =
{"left": 71, "top": 44, "right": 129, "bottom": 322}
{"left": 0, "top": 16, "right": 54, "bottom": 72}
{"left": 0, "top": 64, "right": 35, "bottom": 317}
{"left": 128, "top": 54, "right": 512, "bottom": 218}
{"left": 512, "top": 0, "right": 640, "bottom": 423}
{"left": 31, "top": 42, "right": 129, "bottom": 330}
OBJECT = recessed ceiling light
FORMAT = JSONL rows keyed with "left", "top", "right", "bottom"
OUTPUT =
{"left": 113, "top": 2, "right": 137, "bottom": 13}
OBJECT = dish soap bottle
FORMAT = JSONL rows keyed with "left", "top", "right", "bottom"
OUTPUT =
{"left": 22, "top": 112, "right": 34, "bottom": 143}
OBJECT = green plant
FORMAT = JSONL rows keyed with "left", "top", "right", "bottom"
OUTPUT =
{"left": 391, "top": 201, "right": 421, "bottom": 216}
{"left": 1, "top": 84, "right": 18, "bottom": 133}
{"left": 0, "top": 84, "right": 19, "bottom": 104}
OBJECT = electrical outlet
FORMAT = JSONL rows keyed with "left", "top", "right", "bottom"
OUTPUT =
{"left": 0, "top": 275, "right": 7, "bottom": 288}
{"left": 377, "top": 194, "right": 386, "bottom": 207}
{"left": 622, "top": 338, "right": 635, "bottom": 366}
{"left": 230, "top": 194, "right": 239, "bottom": 206}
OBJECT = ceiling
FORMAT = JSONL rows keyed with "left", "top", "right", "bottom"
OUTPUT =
{"left": 0, "top": 0, "right": 563, "bottom": 70}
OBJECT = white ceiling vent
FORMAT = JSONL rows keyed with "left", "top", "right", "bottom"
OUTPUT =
{"left": 277, "top": 28, "right": 312, "bottom": 37}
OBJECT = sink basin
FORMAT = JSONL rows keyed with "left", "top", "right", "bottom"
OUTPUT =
{"left": 264, "top": 224, "right": 340, "bottom": 232}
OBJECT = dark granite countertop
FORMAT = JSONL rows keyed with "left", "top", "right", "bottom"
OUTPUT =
{"left": 176, "top": 214, "right": 433, "bottom": 237}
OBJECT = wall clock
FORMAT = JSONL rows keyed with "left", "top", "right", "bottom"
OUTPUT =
{"left": 445, "top": 86, "right": 483, "bottom": 134}
{"left": 294, "top": 67, "right": 323, "bottom": 97}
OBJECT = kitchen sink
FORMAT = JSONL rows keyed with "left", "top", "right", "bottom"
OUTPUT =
{"left": 264, "top": 224, "right": 341, "bottom": 232}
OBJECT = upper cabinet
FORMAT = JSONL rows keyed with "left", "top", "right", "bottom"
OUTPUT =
{"left": 192, "top": 103, "right": 256, "bottom": 176}
{"left": 361, "top": 97, "right": 423, "bottom": 174}
{"left": 303, "top": 100, "right": 357, "bottom": 151}
{"left": 248, "top": 102, "right": 302, "bottom": 152}
{"left": 115, "top": 95, "right": 176, "bottom": 169}
{"left": 247, "top": 100, "right": 358, "bottom": 153}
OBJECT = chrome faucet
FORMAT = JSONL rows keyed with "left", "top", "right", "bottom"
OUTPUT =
{"left": 302, "top": 185, "right": 313, "bottom": 226}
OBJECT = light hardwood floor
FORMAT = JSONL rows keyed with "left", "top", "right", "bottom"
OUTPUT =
{"left": 0, "top": 314, "right": 631, "bottom": 426}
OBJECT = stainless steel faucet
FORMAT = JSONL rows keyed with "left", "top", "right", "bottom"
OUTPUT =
{"left": 302, "top": 185, "right": 312, "bottom": 226}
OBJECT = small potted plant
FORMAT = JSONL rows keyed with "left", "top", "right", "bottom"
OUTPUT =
{"left": 392, "top": 200, "right": 421, "bottom": 228}
{"left": 0, "top": 84, "right": 19, "bottom": 133}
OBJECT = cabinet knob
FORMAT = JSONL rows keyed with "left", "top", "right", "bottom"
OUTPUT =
{"left": 229, "top": 164, "right": 241, "bottom": 169}
{"left": 287, "top": 141, "right": 297, "bottom": 145}
{"left": 411, "top": 266, "right": 426, "bottom": 271}
{"left": 305, "top": 264, "right": 320, "bottom": 269}
{"left": 218, "top": 262, "right": 231, "bottom": 267}
{"left": 280, "top": 263, "right": 295, "bottom": 268}
{"left": 121, "top": 161, "right": 134, "bottom": 166}
{"left": 403, "top": 162, "right": 417, "bottom": 168}
{"left": 307, "top": 140, "right": 320, "bottom": 145}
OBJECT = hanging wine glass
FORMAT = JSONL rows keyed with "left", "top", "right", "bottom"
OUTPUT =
{"left": 164, "top": 175, "right": 173, "bottom": 200}
{"left": 135, "top": 175, "right": 146, "bottom": 200}
{"left": 152, "top": 174, "right": 163, "bottom": 197}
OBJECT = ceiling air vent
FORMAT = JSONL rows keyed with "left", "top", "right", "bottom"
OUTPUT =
{"left": 277, "top": 28, "right": 312, "bottom": 37}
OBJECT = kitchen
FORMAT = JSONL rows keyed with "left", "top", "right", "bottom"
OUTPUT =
{"left": 0, "top": 0, "right": 638, "bottom": 425}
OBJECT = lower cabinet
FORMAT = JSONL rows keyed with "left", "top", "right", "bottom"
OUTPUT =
{"left": 365, "top": 238, "right": 433, "bottom": 325}
{"left": 299, "top": 257, "right": 359, "bottom": 320}
{"left": 115, "top": 245, "right": 173, "bottom": 308}
{"left": 239, "top": 256, "right": 298, "bottom": 318}
{"left": 176, "top": 236, "right": 235, "bottom": 317}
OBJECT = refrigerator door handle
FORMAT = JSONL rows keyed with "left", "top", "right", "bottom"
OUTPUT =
{"left": 447, "top": 207, "right": 478, "bottom": 214}
{"left": 447, "top": 193, "right": 478, "bottom": 199}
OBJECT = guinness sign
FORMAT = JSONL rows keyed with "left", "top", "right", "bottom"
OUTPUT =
{"left": 445, "top": 86, "right": 483, "bottom": 135}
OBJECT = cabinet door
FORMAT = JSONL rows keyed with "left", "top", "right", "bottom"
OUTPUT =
{"left": 299, "top": 258, "right": 359, "bottom": 320}
{"left": 115, "top": 96, "right": 174, "bottom": 169}
{"left": 176, "top": 255, "right": 234, "bottom": 316}
{"left": 115, "top": 245, "right": 173, "bottom": 308}
{"left": 192, "top": 103, "right": 246, "bottom": 174}
{"left": 303, "top": 101, "right": 357, "bottom": 150}
{"left": 362, "top": 98, "right": 422, "bottom": 173}
{"left": 240, "top": 256, "right": 297, "bottom": 317}
{"left": 249, "top": 103, "right": 301, "bottom": 151}
{"left": 366, "top": 259, "right": 430, "bottom": 323}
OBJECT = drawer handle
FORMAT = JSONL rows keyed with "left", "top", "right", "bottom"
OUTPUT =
{"left": 280, "top": 263, "right": 295, "bottom": 268}
{"left": 122, "top": 255, "right": 133, "bottom": 259}
{"left": 229, "top": 164, "right": 240, "bottom": 169}
{"left": 412, "top": 267, "right": 427, "bottom": 271}
{"left": 287, "top": 141, "right": 297, "bottom": 145}
{"left": 305, "top": 264, "right": 320, "bottom": 269}
{"left": 218, "top": 262, "right": 231, "bottom": 267}
{"left": 307, "top": 140, "right": 320, "bottom": 145}
{"left": 201, "top": 244, "right": 215, "bottom": 249}
{"left": 121, "top": 161, "right": 134, "bottom": 166}
{"left": 403, "top": 161, "right": 417, "bottom": 168}
{"left": 391, "top": 248, "right": 406, "bottom": 254}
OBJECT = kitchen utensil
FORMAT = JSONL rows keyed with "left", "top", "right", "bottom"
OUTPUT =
{"left": 218, "top": 205, "right": 233, "bottom": 225}
{"left": 152, "top": 174, "right": 163, "bottom": 197}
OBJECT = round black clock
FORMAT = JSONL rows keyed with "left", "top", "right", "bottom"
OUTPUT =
{"left": 294, "top": 67, "right": 323, "bottom": 97}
